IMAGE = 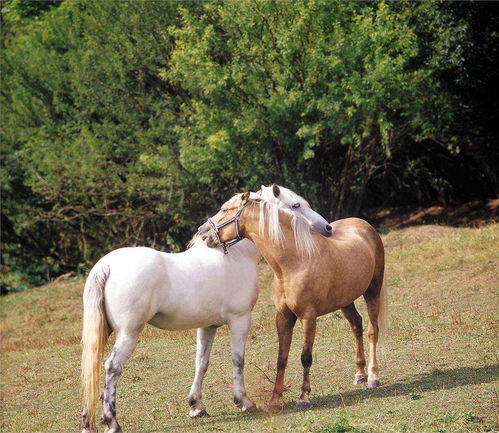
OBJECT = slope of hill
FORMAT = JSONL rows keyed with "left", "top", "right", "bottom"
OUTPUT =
{"left": 1, "top": 223, "right": 497, "bottom": 432}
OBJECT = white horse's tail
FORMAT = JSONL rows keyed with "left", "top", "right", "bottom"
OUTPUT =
{"left": 377, "top": 276, "right": 388, "bottom": 348}
{"left": 81, "top": 264, "right": 110, "bottom": 430}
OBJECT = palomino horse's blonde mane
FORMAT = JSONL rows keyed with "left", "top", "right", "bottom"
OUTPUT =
{"left": 258, "top": 186, "right": 318, "bottom": 258}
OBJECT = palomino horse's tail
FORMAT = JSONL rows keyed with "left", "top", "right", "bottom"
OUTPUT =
{"left": 81, "top": 264, "right": 110, "bottom": 430}
{"left": 377, "top": 276, "right": 388, "bottom": 348}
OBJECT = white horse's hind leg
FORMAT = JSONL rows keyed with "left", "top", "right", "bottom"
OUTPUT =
{"left": 229, "top": 313, "right": 256, "bottom": 412}
{"left": 188, "top": 326, "right": 218, "bottom": 418}
{"left": 101, "top": 331, "right": 139, "bottom": 433}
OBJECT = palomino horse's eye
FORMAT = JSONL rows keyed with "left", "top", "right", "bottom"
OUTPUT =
{"left": 292, "top": 203, "right": 301, "bottom": 209}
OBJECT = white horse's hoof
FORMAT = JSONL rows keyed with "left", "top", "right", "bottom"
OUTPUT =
{"left": 104, "top": 427, "right": 122, "bottom": 433}
{"left": 240, "top": 402, "right": 257, "bottom": 413}
{"left": 189, "top": 408, "right": 210, "bottom": 418}
{"left": 235, "top": 395, "right": 256, "bottom": 413}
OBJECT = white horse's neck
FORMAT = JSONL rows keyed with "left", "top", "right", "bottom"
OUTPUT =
{"left": 182, "top": 237, "right": 260, "bottom": 264}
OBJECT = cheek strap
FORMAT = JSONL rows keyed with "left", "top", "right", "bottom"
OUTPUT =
{"left": 207, "top": 205, "right": 245, "bottom": 254}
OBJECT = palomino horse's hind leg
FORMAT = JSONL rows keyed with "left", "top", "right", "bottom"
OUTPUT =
{"left": 341, "top": 303, "right": 367, "bottom": 385}
{"left": 101, "top": 331, "right": 139, "bottom": 433}
{"left": 364, "top": 283, "right": 382, "bottom": 388}
{"left": 265, "top": 308, "right": 297, "bottom": 413}
{"left": 228, "top": 313, "right": 256, "bottom": 412}
{"left": 188, "top": 326, "right": 218, "bottom": 418}
{"left": 294, "top": 315, "right": 317, "bottom": 410}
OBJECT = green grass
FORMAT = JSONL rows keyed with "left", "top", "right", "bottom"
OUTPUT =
{"left": 1, "top": 224, "right": 498, "bottom": 433}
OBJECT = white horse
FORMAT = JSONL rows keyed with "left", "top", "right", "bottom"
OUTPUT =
{"left": 81, "top": 188, "right": 331, "bottom": 433}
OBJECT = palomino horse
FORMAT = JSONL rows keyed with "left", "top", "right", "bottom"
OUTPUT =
{"left": 199, "top": 185, "right": 387, "bottom": 412}
{"left": 80, "top": 192, "right": 331, "bottom": 432}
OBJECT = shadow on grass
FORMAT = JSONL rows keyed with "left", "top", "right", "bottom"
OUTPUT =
{"left": 308, "top": 363, "right": 499, "bottom": 412}
{"left": 171, "top": 363, "right": 498, "bottom": 427}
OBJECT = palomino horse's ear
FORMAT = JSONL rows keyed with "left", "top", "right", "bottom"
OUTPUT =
{"left": 272, "top": 184, "right": 280, "bottom": 197}
{"left": 241, "top": 191, "right": 250, "bottom": 202}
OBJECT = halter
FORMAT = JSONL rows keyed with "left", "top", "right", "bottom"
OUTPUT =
{"left": 207, "top": 204, "right": 246, "bottom": 254}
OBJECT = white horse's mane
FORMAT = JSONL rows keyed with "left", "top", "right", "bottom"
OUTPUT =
{"left": 258, "top": 186, "right": 318, "bottom": 258}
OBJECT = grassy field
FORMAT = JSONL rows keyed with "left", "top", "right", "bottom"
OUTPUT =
{"left": 1, "top": 223, "right": 498, "bottom": 433}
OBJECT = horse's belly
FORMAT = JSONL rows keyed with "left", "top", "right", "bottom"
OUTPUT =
{"left": 321, "top": 286, "right": 368, "bottom": 315}
{"left": 150, "top": 272, "right": 258, "bottom": 330}
{"left": 286, "top": 268, "right": 373, "bottom": 317}
{"left": 148, "top": 310, "right": 225, "bottom": 330}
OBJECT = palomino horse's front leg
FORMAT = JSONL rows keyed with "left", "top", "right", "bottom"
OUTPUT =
{"left": 187, "top": 326, "right": 218, "bottom": 417}
{"left": 341, "top": 303, "right": 368, "bottom": 385}
{"left": 265, "top": 308, "right": 297, "bottom": 413}
{"left": 100, "top": 332, "right": 139, "bottom": 433}
{"left": 228, "top": 313, "right": 256, "bottom": 412}
{"left": 294, "top": 315, "right": 317, "bottom": 410}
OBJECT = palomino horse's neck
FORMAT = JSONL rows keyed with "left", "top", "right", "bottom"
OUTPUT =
{"left": 242, "top": 202, "right": 312, "bottom": 277}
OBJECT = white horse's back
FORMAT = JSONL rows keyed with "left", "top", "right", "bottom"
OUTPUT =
{"left": 95, "top": 240, "right": 259, "bottom": 332}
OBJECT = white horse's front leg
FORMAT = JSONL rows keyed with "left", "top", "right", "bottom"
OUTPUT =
{"left": 229, "top": 313, "right": 256, "bottom": 412}
{"left": 188, "top": 326, "right": 217, "bottom": 418}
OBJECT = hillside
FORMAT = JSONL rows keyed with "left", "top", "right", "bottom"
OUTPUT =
{"left": 1, "top": 223, "right": 497, "bottom": 432}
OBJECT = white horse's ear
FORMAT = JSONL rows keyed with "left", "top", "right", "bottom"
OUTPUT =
{"left": 241, "top": 191, "right": 250, "bottom": 202}
{"left": 272, "top": 184, "right": 280, "bottom": 198}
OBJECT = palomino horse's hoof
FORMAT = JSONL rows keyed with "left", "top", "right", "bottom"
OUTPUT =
{"left": 353, "top": 375, "right": 368, "bottom": 385}
{"left": 189, "top": 408, "right": 210, "bottom": 418}
{"left": 294, "top": 400, "right": 312, "bottom": 411}
{"left": 264, "top": 403, "right": 283, "bottom": 414}
{"left": 367, "top": 379, "right": 381, "bottom": 388}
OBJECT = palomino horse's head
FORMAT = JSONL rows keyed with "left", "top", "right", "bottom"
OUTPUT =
{"left": 259, "top": 184, "right": 332, "bottom": 237}
{"left": 198, "top": 185, "right": 331, "bottom": 254}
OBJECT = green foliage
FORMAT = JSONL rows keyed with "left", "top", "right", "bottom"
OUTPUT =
{"left": 167, "top": 0, "right": 468, "bottom": 218}
{"left": 1, "top": 1, "right": 202, "bottom": 289}
{"left": 1, "top": 0, "right": 495, "bottom": 289}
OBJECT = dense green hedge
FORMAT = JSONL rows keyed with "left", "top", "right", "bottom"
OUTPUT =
{"left": 1, "top": 1, "right": 497, "bottom": 290}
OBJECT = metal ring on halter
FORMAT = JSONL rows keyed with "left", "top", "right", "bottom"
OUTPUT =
{"left": 207, "top": 205, "right": 246, "bottom": 254}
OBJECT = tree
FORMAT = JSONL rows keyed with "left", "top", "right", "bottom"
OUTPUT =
{"left": 1, "top": 1, "right": 202, "bottom": 288}
{"left": 1, "top": 0, "right": 495, "bottom": 290}
{"left": 168, "top": 0, "right": 468, "bottom": 218}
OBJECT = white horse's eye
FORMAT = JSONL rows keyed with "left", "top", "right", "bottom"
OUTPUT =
{"left": 292, "top": 203, "right": 300, "bottom": 209}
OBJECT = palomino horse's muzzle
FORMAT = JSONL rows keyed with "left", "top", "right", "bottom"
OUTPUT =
{"left": 206, "top": 205, "right": 246, "bottom": 254}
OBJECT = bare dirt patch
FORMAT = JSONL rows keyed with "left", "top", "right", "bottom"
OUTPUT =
{"left": 365, "top": 198, "right": 498, "bottom": 229}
